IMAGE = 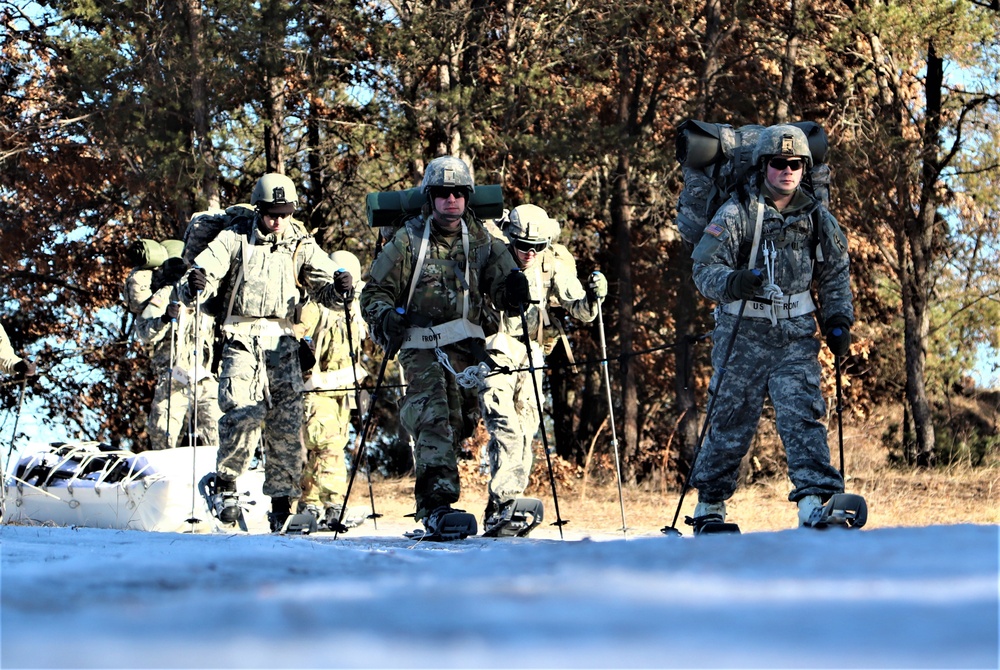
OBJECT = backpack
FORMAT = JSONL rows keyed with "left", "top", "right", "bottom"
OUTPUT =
{"left": 674, "top": 120, "right": 830, "bottom": 247}
{"left": 181, "top": 203, "right": 256, "bottom": 265}
{"left": 365, "top": 184, "right": 505, "bottom": 229}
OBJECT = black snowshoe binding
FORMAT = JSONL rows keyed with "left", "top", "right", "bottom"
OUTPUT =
{"left": 404, "top": 505, "right": 477, "bottom": 542}
{"left": 483, "top": 498, "right": 544, "bottom": 538}
{"left": 270, "top": 497, "right": 318, "bottom": 535}
{"left": 199, "top": 473, "right": 247, "bottom": 532}
{"left": 683, "top": 513, "right": 741, "bottom": 536}
{"left": 802, "top": 493, "right": 868, "bottom": 529}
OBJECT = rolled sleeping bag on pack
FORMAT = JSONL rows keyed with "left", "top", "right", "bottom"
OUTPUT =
{"left": 366, "top": 184, "right": 505, "bottom": 227}
{"left": 160, "top": 238, "right": 184, "bottom": 260}
{"left": 789, "top": 121, "right": 829, "bottom": 166}
{"left": 676, "top": 120, "right": 724, "bottom": 169}
{"left": 127, "top": 239, "right": 168, "bottom": 269}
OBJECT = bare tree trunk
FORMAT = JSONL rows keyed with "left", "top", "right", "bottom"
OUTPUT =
{"left": 261, "top": 0, "right": 287, "bottom": 172}
{"left": 900, "top": 42, "right": 942, "bottom": 466}
{"left": 673, "top": 0, "right": 731, "bottom": 479}
{"left": 775, "top": 0, "right": 802, "bottom": 123}
{"left": 182, "top": 0, "right": 218, "bottom": 210}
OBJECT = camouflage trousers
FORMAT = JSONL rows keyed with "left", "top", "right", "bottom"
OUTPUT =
{"left": 147, "top": 372, "right": 221, "bottom": 449}
{"left": 398, "top": 341, "right": 481, "bottom": 521}
{"left": 300, "top": 391, "right": 352, "bottom": 509}
{"left": 216, "top": 333, "right": 305, "bottom": 498}
{"left": 690, "top": 314, "right": 844, "bottom": 504}
{"left": 481, "top": 338, "right": 542, "bottom": 506}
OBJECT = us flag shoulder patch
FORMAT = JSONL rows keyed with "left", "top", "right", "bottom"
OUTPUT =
{"left": 704, "top": 223, "right": 725, "bottom": 238}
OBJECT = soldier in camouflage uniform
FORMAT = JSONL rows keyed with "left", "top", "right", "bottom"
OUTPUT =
{"left": 0, "top": 323, "right": 36, "bottom": 379}
{"left": 176, "top": 173, "right": 354, "bottom": 531}
{"left": 480, "top": 204, "right": 607, "bottom": 530}
{"left": 360, "top": 156, "right": 527, "bottom": 538}
{"left": 136, "top": 249, "right": 221, "bottom": 450}
{"left": 295, "top": 249, "right": 368, "bottom": 529}
{"left": 689, "top": 124, "right": 854, "bottom": 530}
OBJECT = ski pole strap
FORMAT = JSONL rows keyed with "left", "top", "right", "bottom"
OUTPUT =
{"left": 721, "top": 290, "right": 815, "bottom": 320}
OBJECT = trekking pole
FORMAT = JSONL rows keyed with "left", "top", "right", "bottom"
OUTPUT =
{"left": 594, "top": 292, "right": 628, "bottom": 537}
{"left": 662, "top": 298, "right": 748, "bottom": 536}
{"left": 342, "top": 296, "right": 381, "bottom": 528}
{"left": 164, "top": 314, "right": 177, "bottom": 450}
{"left": 1, "top": 376, "right": 28, "bottom": 518}
{"left": 834, "top": 353, "right": 845, "bottom": 477}
{"left": 333, "top": 327, "right": 400, "bottom": 539}
{"left": 518, "top": 302, "right": 567, "bottom": 539}
{"left": 186, "top": 296, "right": 203, "bottom": 527}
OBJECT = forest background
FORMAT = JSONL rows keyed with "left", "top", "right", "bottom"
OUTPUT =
{"left": 2, "top": 0, "right": 1000, "bottom": 491}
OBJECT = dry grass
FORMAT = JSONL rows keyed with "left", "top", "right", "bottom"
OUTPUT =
{"left": 363, "top": 402, "right": 1000, "bottom": 539}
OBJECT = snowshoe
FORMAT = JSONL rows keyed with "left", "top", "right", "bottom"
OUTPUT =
{"left": 802, "top": 493, "right": 868, "bottom": 529}
{"left": 683, "top": 513, "right": 741, "bottom": 536}
{"left": 404, "top": 506, "right": 477, "bottom": 542}
{"left": 483, "top": 497, "right": 544, "bottom": 538}
{"left": 279, "top": 511, "right": 320, "bottom": 535}
{"left": 199, "top": 473, "right": 247, "bottom": 532}
{"left": 321, "top": 505, "right": 369, "bottom": 533}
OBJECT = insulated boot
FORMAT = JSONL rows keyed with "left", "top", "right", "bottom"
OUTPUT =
{"left": 797, "top": 495, "right": 825, "bottom": 528}
{"left": 423, "top": 505, "right": 477, "bottom": 540}
{"left": 268, "top": 496, "right": 291, "bottom": 532}
{"left": 685, "top": 501, "right": 740, "bottom": 535}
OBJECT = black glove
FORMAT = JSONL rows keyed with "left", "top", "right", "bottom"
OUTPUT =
{"left": 13, "top": 359, "right": 36, "bottom": 379}
{"left": 334, "top": 270, "right": 354, "bottom": 301}
{"left": 160, "top": 302, "right": 182, "bottom": 324}
{"left": 726, "top": 269, "right": 764, "bottom": 300}
{"left": 503, "top": 270, "right": 531, "bottom": 310}
{"left": 188, "top": 266, "right": 207, "bottom": 293}
{"left": 161, "top": 257, "right": 189, "bottom": 283}
{"left": 825, "top": 319, "right": 852, "bottom": 357}
{"left": 382, "top": 308, "right": 407, "bottom": 340}
{"left": 298, "top": 337, "right": 317, "bottom": 373}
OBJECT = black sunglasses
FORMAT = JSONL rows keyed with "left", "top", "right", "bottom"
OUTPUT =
{"left": 513, "top": 239, "right": 548, "bottom": 253}
{"left": 768, "top": 157, "right": 805, "bottom": 171}
{"left": 429, "top": 186, "right": 469, "bottom": 200}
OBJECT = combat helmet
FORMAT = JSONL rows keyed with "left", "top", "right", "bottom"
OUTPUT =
{"left": 752, "top": 124, "right": 813, "bottom": 169}
{"left": 420, "top": 156, "right": 476, "bottom": 197}
{"left": 330, "top": 250, "right": 362, "bottom": 282}
{"left": 251, "top": 173, "right": 298, "bottom": 214}
{"left": 507, "top": 204, "right": 560, "bottom": 246}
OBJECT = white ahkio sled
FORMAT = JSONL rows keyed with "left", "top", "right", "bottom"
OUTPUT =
{"left": 2, "top": 442, "right": 268, "bottom": 533}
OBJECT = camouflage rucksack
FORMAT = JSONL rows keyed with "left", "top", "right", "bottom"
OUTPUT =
{"left": 674, "top": 120, "right": 830, "bottom": 247}
{"left": 181, "top": 204, "right": 256, "bottom": 265}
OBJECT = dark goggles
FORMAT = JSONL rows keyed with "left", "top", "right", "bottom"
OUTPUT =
{"left": 429, "top": 186, "right": 469, "bottom": 200}
{"left": 768, "top": 157, "right": 805, "bottom": 171}
{"left": 512, "top": 238, "right": 548, "bottom": 253}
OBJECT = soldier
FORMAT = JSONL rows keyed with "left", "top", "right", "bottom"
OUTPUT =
{"left": 480, "top": 204, "right": 607, "bottom": 533}
{"left": 360, "top": 155, "right": 528, "bottom": 540}
{"left": 0, "top": 323, "right": 36, "bottom": 379}
{"left": 688, "top": 124, "right": 854, "bottom": 531}
{"left": 136, "top": 247, "right": 221, "bottom": 450}
{"left": 175, "top": 173, "right": 354, "bottom": 531}
{"left": 295, "top": 249, "right": 368, "bottom": 530}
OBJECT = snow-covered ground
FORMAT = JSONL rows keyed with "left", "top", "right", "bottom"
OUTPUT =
{"left": 1, "top": 521, "right": 996, "bottom": 669}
